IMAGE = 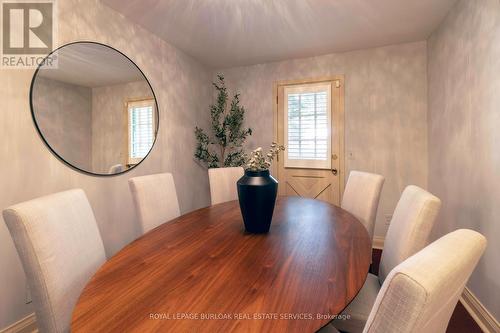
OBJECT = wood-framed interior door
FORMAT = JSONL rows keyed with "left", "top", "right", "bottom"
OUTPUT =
{"left": 275, "top": 76, "right": 345, "bottom": 205}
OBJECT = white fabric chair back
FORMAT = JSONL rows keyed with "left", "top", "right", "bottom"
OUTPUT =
{"left": 208, "top": 167, "right": 244, "bottom": 205}
{"left": 379, "top": 185, "right": 441, "bottom": 283}
{"left": 128, "top": 173, "right": 180, "bottom": 234}
{"left": 108, "top": 164, "right": 124, "bottom": 174}
{"left": 341, "top": 171, "right": 385, "bottom": 243}
{"left": 3, "top": 189, "right": 106, "bottom": 333}
{"left": 364, "top": 229, "right": 486, "bottom": 333}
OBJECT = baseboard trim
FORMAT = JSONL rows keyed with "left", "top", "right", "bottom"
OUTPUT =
{"left": 372, "top": 236, "right": 385, "bottom": 249}
{"left": 0, "top": 313, "right": 37, "bottom": 333}
{"left": 460, "top": 287, "right": 500, "bottom": 333}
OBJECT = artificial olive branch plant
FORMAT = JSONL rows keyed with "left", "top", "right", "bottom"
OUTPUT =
{"left": 194, "top": 74, "right": 252, "bottom": 168}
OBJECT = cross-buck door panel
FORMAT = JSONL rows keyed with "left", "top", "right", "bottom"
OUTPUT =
{"left": 276, "top": 77, "right": 344, "bottom": 205}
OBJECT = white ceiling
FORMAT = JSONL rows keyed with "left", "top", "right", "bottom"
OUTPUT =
{"left": 38, "top": 42, "right": 145, "bottom": 87}
{"left": 102, "top": 0, "right": 457, "bottom": 68}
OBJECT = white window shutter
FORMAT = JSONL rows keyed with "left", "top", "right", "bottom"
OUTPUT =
{"left": 128, "top": 99, "right": 155, "bottom": 164}
{"left": 284, "top": 83, "right": 332, "bottom": 169}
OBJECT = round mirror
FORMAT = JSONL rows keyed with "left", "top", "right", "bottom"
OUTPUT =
{"left": 30, "top": 41, "right": 159, "bottom": 176}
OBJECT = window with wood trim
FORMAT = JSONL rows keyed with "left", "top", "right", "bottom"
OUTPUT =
{"left": 284, "top": 83, "right": 332, "bottom": 169}
{"left": 128, "top": 99, "right": 155, "bottom": 165}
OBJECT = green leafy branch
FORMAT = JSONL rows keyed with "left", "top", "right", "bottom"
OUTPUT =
{"left": 194, "top": 74, "right": 252, "bottom": 168}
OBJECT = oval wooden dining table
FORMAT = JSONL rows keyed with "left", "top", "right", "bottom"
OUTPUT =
{"left": 71, "top": 196, "right": 371, "bottom": 333}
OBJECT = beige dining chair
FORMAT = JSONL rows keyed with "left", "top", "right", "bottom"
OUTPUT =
{"left": 208, "top": 166, "right": 244, "bottom": 205}
{"left": 333, "top": 185, "right": 441, "bottom": 332}
{"left": 320, "top": 229, "right": 486, "bottom": 333}
{"left": 2, "top": 189, "right": 106, "bottom": 333}
{"left": 341, "top": 171, "right": 385, "bottom": 246}
{"left": 129, "top": 172, "right": 180, "bottom": 234}
{"left": 108, "top": 164, "right": 124, "bottom": 174}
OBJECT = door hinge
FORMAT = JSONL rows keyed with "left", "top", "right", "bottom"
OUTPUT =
{"left": 276, "top": 95, "right": 279, "bottom": 104}
{"left": 335, "top": 80, "right": 341, "bottom": 88}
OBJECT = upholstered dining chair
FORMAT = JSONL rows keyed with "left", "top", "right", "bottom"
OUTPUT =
{"left": 208, "top": 166, "right": 244, "bottom": 205}
{"left": 129, "top": 172, "right": 180, "bottom": 234}
{"left": 2, "top": 189, "right": 106, "bottom": 333}
{"left": 108, "top": 164, "right": 124, "bottom": 174}
{"left": 341, "top": 171, "right": 385, "bottom": 246}
{"left": 333, "top": 185, "right": 441, "bottom": 332}
{"left": 319, "top": 229, "right": 486, "bottom": 333}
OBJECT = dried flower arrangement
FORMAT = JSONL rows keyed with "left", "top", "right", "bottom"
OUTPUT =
{"left": 245, "top": 142, "right": 285, "bottom": 171}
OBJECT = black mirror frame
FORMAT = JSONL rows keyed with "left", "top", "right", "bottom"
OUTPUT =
{"left": 29, "top": 41, "right": 160, "bottom": 177}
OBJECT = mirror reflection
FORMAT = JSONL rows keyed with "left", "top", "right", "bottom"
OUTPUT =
{"left": 31, "top": 42, "right": 158, "bottom": 175}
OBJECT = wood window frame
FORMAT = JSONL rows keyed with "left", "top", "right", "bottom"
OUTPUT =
{"left": 126, "top": 97, "right": 156, "bottom": 166}
{"left": 283, "top": 82, "right": 332, "bottom": 169}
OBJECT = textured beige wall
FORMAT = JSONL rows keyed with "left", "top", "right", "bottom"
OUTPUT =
{"left": 218, "top": 41, "right": 428, "bottom": 239}
{"left": 428, "top": 0, "right": 500, "bottom": 320}
{"left": 91, "top": 80, "right": 152, "bottom": 173}
{"left": 32, "top": 77, "right": 92, "bottom": 170}
{"left": 0, "top": 0, "right": 212, "bottom": 328}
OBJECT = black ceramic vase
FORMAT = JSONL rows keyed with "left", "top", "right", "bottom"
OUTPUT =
{"left": 237, "top": 169, "right": 278, "bottom": 233}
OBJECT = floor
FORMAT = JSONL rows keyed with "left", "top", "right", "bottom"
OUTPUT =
{"left": 370, "top": 249, "right": 482, "bottom": 333}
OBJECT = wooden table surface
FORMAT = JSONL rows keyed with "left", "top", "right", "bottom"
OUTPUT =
{"left": 71, "top": 197, "right": 371, "bottom": 333}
